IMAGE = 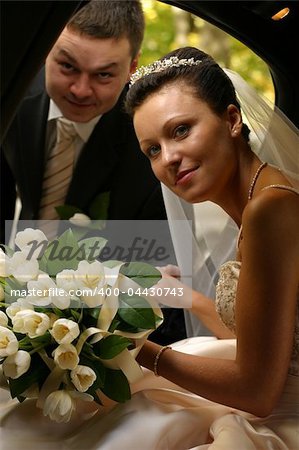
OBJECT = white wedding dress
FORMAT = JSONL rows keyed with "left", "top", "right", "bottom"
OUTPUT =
{"left": 1, "top": 242, "right": 299, "bottom": 449}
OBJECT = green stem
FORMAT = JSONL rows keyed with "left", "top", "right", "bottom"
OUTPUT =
{"left": 29, "top": 344, "right": 46, "bottom": 355}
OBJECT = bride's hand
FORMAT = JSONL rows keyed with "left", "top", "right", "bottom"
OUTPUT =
{"left": 149, "top": 265, "right": 193, "bottom": 309}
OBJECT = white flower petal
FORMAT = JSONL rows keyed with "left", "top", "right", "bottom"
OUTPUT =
{"left": 43, "top": 390, "right": 75, "bottom": 423}
{"left": 0, "top": 326, "right": 18, "bottom": 357}
{"left": 70, "top": 365, "right": 96, "bottom": 392}
{"left": 3, "top": 350, "right": 31, "bottom": 379}
{"left": 12, "top": 310, "right": 50, "bottom": 338}
{"left": 15, "top": 228, "right": 48, "bottom": 250}
{"left": 10, "top": 251, "right": 39, "bottom": 283}
{"left": 51, "top": 319, "right": 80, "bottom": 344}
{"left": 52, "top": 343, "right": 79, "bottom": 370}
{"left": 69, "top": 213, "right": 91, "bottom": 227}
{"left": 0, "top": 311, "right": 8, "bottom": 327}
{"left": 0, "top": 249, "right": 12, "bottom": 277}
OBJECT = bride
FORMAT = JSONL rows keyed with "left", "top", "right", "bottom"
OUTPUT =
{"left": 1, "top": 47, "right": 298, "bottom": 449}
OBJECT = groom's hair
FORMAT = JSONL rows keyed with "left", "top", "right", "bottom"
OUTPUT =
{"left": 67, "top": 0, "right": 145, "bottom": 59}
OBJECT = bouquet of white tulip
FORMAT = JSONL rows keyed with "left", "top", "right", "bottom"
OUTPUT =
{"left": 0, "top": 227, "right": 162, "bottom": 423}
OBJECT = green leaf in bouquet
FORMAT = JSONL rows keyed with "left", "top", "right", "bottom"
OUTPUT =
{"left": 93, "top": 335, "right": 131, "bottom": 359}
{"left": 30, "top": 331, "right": 52, "bottom": 348}
{"left": 120, "top": 262, "right": 161, "bottom": 288}
{"left": 52, "top": 306, "right": 68, "bottom": 318}
{"left": 87, "top": 308, "right": 101, "bottom": 320}
{"left": 108, "top": 314, "right": 139, "bottom": 334}
{"left": 9, "top": 353, "right": 50, "bottom": 399}
{"left": 103, "top": 260, "right": 123, "bottom": 269}
{"left": 82, "top": 307, "right": 101, "bottom": 328}
{"left": 18, "top": 335, "right": 34, "bottom": 351}
{"left": 1, "top": 245, "right": 14, "bottom": 257}
{"left": 44, "top": 228, "right": 80, "bottom": 276}
{"left": 107, "top": 316, "right": 122, "bottom": 333}
{"left": 70, "top": 308, "right": 82, "bottom": 322}
{"left": 118, "top": 293, "right": 156, "bottom": 329}
{"left": 101, "top": 368, "right": 131, "bottom": 403}
{"left": 77, "top": 237, "right": 107, "bottom": 262}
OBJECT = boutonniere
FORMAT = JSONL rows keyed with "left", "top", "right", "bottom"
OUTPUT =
{"left": 56, "top": 191, "right": 110, "bottom": 221}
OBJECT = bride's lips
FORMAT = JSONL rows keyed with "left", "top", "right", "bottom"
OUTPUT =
{"left": 175, "top": 167, "right": 199, "bottom": 186}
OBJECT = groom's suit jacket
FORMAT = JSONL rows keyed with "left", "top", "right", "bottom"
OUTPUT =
{"left": 1, "top": 71, "right": 167, "bottom": 238}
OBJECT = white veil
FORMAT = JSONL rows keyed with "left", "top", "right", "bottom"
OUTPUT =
{"left": 162, "top": 69, "right": 299, "bottom": 336}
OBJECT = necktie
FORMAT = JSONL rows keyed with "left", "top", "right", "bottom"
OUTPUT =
{"left": 39, "top": 118, "right": 77, "bottom": 220}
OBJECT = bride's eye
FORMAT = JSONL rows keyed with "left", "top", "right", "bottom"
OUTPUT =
{"left": 147, "top": 144, "right": 161, "bottom": 158}
{"left": 174, "top": 124, "right": 190, "bottom": 139}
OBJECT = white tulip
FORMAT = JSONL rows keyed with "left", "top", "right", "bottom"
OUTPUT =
{"left": 12, "top": 309, "right": 50, "bottom": 338}
{"left": 52, "top": 343, "right": 79, "bottom": 370}
{"left": 3, "top": 350, "right": 31, "bottom": 379}
{"left": 43, "top": 390, "right": 75, "bottom": 423}
{"left": 70, "top": 365, "right": 96, "bottom": 392}
{"left": 6, "top": 299, "right": 34, "bottom": 319}
{"left": 75, "top": 260, "right": 106, "bottom": 307}
{"left": 0, "top": 311, "right": 8, "bottom": 327}
{"left": 50, "top": 318, "right": 80, "bottom": 344}
{"left": 0, "top": 248, "right": 12, "bottom": 277}
{"left": 27, "top": 274, "right": 70, "bottom": 309}
{"left": 0, "top": 326, "right": 18, "bottom": 357}
{"left": 56, "top": 269, "right": 78, "bottom": 294}
{"left": 69, "top": 213, "right": 91, "bottom": 228}
{"left": 15, "top": 228, "right": 48, "bottom": 250}
{"left": 10, "top": 250, "right": 39, "bottom": 283}
{"left": 43, "top": 389, "right": 93, "bottom": 423}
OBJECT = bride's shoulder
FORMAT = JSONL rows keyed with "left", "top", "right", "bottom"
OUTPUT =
{"left": 242, "top": 186, "right": 299, "bottom": 244}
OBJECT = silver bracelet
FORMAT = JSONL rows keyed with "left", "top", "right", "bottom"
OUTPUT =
{"left": 153, "top": 346, "right": 172, "bottom": 376}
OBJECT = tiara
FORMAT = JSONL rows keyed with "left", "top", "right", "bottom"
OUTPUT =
{"left": 130, "top": 56, "right": 202, "bottom": 86}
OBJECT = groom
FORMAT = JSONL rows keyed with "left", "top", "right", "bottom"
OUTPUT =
{"left": 1, "top": 0, "right": 165, "bottom": 230}
{"left": 1, "top": 0, "right": 186, "bottom": 345}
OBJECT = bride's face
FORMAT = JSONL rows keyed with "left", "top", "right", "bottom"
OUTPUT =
{"left": 133, "top": 82, "right": 238, "bottom": 204}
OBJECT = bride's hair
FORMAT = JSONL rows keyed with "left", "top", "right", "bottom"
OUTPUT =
{"left": 125, "top": 46, "right": 250, "bottom": 141}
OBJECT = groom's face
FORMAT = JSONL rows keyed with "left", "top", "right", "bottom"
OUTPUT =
{"left": 45, "top": 27, "right": 138, "bottom": 122}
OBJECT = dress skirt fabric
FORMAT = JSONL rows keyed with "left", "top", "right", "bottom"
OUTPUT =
{"left": 1, "top": 337, "right": 298, "bottom": 450}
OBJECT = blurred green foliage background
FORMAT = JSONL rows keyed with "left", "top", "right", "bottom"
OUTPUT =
{"left": 140, "top": 0, "right": 274, "bottom": 101}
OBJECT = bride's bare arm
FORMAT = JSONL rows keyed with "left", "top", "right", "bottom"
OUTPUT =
{"left": 138, "top": 192, "right": 299, "bottom": 417}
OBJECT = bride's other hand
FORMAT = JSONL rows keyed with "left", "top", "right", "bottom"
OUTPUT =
{"left": 157, "top": 264, "right": 181, "bottom": 279}
{"left": 155, "top": 265, "right": 234, "bottom": 339}
{"left": 151, "top": 265, "right": 192, "bottom": 308}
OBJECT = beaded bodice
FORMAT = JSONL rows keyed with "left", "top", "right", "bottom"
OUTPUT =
{"left": 215, "top": 184, "right": 299, "bottom": 377}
